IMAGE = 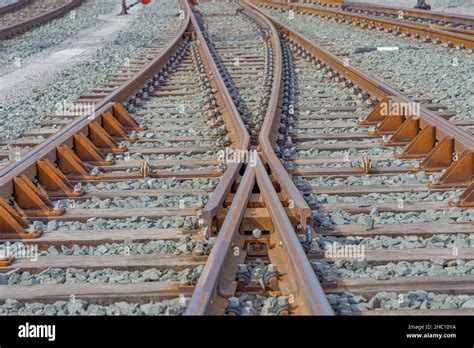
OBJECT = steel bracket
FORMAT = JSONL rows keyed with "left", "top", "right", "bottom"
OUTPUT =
{"left": 420, "top": 137, "right": 454, "bottom": 172}
{"left": 429, "top": 151, "right": 473, "bottom": 188}
{"left": 88, "top": 122, "right": 127, "bottom": 155}
{"left": 371, "top": 114, "right": 405, "bottom": 136}
{"left": 396, "top": 125, "right": 436, "bottom": 159}
{"left": 13, "top": 175, "right": 64, "bottom": 217}
{"left": 381, "top": 116, "right": 419, "bottom": 147}
{"left": 0, "top": 198, "right": 42, "bottom": 239}
{"left": 112, "top": 103, "right": 145, "bottom": 131}
{"left": 357, "top": 96, "right": 390, "bottom": 125}
{"left": 102, "top": 112, "right": 137, "bottom": 143}
{"left": 456, "top": 182, "right": 474, "bottom": 207}
{"left": 74, "top": 133, "right": 114, "bottom": 166}
{"left": 57, "top": 145, "right": 100, "bottom": 180}
{"left": 37, "top": 159, "right": 84, "bottom": 198}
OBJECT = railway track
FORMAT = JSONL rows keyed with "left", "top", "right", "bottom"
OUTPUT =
{"left": 186, "top": 1, "right": 331, "bottom": 315}
{"left": 253, "top": 2, "right": 473, "bottom": 134}
{"left": 0, "top": 3, "right": 183, "bottom": 170}
{"left": 0, "top": 0, "right": 473, "bottom": 317}
{"left": 0, "top": 0, "right": 33, "bottom": 16}
{"left": 245, "top": 0, "right": 474, "bottom": 315}
{"left": 0, "top": 0, "right": 332, "bottom": 317}
{"left": 341, "top": 1, "right": 474, "bottom": 29}
{"left": 259, "top": 0, "right": 474, "bottom": 50}
{"left": 0, "top": 0, "right": 82, "bottom": 40}
{"left": 302, "top": 0, "right": 474, "bottom": 28}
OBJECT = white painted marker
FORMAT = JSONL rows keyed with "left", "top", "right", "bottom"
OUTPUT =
{"left": 377, "top": 47, "right": 400, "bottom": 51}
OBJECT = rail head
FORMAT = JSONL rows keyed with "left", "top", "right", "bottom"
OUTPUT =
{"left": 241, "top": 0, "right": 312, "bottom": 229}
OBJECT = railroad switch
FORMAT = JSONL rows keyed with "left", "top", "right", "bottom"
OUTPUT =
{"left": 274, "top": 296, "right": 291, "bottom": 316}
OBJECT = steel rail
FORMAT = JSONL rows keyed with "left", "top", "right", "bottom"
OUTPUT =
{"left": 187, "top": 1, "right": 333, "bottom": 315}
{"left": 0, "top": 0, "right": 192, "bottom": 194}
{"left": 264, "top": 1, "right": 474, "bottom": 49}
{"left": 185, "top": 164, "right": 256, "bottom": 315}
{"left": 343, "top": 1, "right": 474, "bottom": 27}
{"left": 0, "top": 0, "right": 84, "bottom": 40}
{"left": 255, "top": 156, "right": 333, "bottom": 315}
{"left": 0, "top": 0, "right": 33, "bottom": 16}
{"left": 239, "top": 0, "right": 312, "bottom": 229}
{"left": 187, "top": 157, "right": 334, "bottom": 315}
{"left": 188, "top": 1, "right": 251, "bottom": 234}
{"left": 249, "top": 1, "right": 474, "bottom": 155}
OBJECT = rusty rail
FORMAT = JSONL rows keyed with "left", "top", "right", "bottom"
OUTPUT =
{"left": 185, "top": 164, "right": 256, "bottom": 315}
{"left": 187, "top": 156, "right": 334, "bottom": 315}
{"left": 240, "top": 0, "right": 312, "bottom": 228}
{"left": 189, "top": 1, "right": 251, "bottom": 234}
{"left": 0, "top": 0, "right": 33, "bottom": 15}
{"left": 263, "top": 1, "right": 474, "bottom": 49}
{"left": 344, "top": 1, "right": 474, "bottom": 27}
{"left": 254, "top": 157, "right": 333, "bottom": 315}
{"left": 0, "top": 0, "right": 84, "bottom": 40}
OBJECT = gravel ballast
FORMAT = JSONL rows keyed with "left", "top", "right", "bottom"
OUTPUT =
{"left": 329, "top": 291, "right": 474, "bottom": 314}
{"left": 0, "top": 298, "right": 189, "bottom": 315}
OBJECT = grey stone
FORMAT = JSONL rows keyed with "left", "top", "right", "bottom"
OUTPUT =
{"left": 67, "top": 301, "right": 85, "bottom": 315}
{"left": 373, "top": 270, "right": 388, "bottom": 280}
{"left": 48, "top": 246, "right": 59, "bottom": 256}
{"left": 142, "top": 268, "right": 160, "bottom": 281}
{"left": 331, "top": 213, "right": 346, "bottom": 225}
{"left": 96, "top": 245, "right": 108, "bottom": 254}
{"left": 370, "top": 207, "right": 379, "bottom": 216}
{"left": 46, "top": 221, "right": 58, "bottom": 231}
{"left": 461, "top": 299, "right": 474, "bottom": 309}
{"left": 355, "top": 197, "right": 370, "bottom": 207}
